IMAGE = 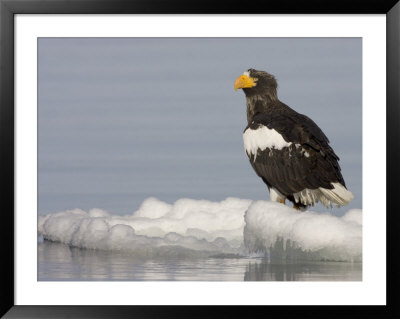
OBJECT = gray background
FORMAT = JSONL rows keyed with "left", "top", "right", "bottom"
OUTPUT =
{"left": 38, "top": 38, "right": 362, "bottom": 216}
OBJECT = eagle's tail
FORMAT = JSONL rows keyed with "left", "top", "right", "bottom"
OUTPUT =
{"left": 319, "top": 182, "right": 354, "bottom": 207}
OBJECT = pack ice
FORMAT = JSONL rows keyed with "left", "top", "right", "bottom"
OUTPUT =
{"left": 38, "top": 197, "right": 362, "bottom": 262}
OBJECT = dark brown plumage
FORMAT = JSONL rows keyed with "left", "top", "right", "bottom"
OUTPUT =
{"left": 235, "top": 69, "right": 353, "bottom": 209}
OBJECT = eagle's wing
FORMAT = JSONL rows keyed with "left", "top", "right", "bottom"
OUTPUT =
{"left": 243, "top": 110, "right": 345, "bottom": 197}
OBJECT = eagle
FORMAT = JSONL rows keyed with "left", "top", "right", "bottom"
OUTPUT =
{"left": 234, "top": 69, "right": 354, "bottom": 210}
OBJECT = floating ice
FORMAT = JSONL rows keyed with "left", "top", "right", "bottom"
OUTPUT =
{"left": 244, "top": 201, "right": 362, "bottom": 262}
{"left": 38, "top": 197, "right": 250, "bottom": 258}
{"left": 38, "top": 197, "right": 362, "bottom": 261}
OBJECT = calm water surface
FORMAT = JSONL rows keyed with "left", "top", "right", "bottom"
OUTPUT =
{"left": 38, "top": 241, "right": 362, "bottom": 281}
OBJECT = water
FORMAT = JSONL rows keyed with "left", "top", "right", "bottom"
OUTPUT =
{"left": 38, "top": 240, "right": 362, "bottom": 281}
{"left": 38, "top": 38, "right": 362, "bottom": 217}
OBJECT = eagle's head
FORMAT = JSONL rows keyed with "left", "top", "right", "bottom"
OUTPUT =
{"left": 234, "top": 69, "right": 277, "bottom": 98}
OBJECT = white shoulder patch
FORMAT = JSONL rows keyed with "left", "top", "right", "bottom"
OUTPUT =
{"left": 243, "top": 125, "right": 292, "bottom": 158}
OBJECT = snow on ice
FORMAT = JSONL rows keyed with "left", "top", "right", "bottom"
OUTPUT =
{"left": 244, "top": 201, "right": 362, "bottom": 262}
{"left": 38, "top": 197, "right": 362, "bottom": 261}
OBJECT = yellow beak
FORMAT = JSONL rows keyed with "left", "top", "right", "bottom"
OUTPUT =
{"left": 234, "top": 74, "right": 256, "bottom": 91}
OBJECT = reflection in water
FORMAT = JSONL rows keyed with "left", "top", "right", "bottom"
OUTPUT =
{"left": 38, "top": 240, "right": 362, "bottom": 281}
{"left": 244, "top": 260, "right": 362, "bottom": 281}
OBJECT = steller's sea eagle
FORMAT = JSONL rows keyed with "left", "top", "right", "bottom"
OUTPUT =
{"left": 234, "top": 69, "right": 354, "bottom": 210}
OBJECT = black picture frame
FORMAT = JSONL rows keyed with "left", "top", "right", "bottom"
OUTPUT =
{"left": 1, "top": 0, "right": 399, "bottom": 318}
